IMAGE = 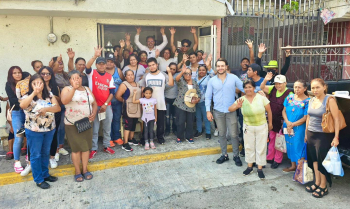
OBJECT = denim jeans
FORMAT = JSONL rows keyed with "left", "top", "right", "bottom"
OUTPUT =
{"left": 92, "top": 105, "right": 113, "bottom": 150}
{"left": 195, "top": 102, "right": 211, "bottom": 134}
{"left": 165, "top": 98, "right": 176, "bottom": 133}
{"left": 110, "top": 100, "right": 122, "bottom": 140}
{"left": 12, "top": 110, "right": 25, "bottom": 161}
{"left": 57, "top": 105, "right": 66, "bottom": 147}
{"left": 26, "top": 128, "right": 55, "bottom": 184}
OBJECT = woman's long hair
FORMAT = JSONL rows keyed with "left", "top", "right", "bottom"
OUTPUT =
{"left": 28, "top": 74, "right": 51, "bottom": 101}
{"left": 38, "top": 66, "right": 59, "bottom": 97}
{"left": 295, "top": 79, "right": 309, "bottom": 96}
{"left": 7, "top": 66, "right": 23, "bottom": 92}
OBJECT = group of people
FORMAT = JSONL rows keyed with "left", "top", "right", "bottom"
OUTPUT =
{"left": 2, "top": 27, "right": 342, "bottom": 199}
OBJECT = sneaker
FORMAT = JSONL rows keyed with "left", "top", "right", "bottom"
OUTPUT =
{"left": 109, "top": 141, "right": 116, "bottom": 147}
{"left": 36, "top": 181, "right": 50, "bottom": 189}
{"left": 6, "top": 152, "right": 14, "bottom": 160}
{"left": 89, "top": 150, "right": 97, "bottom": 159}
{"left": 16, "top": 128, "right": 25, "bottom": 137}
{"left": 104, "top": 147, "right": 115, "bottom": 154}
{"left": 233, "top": 156, "right": 242, "bottom": 167}
{"left": 243, "top": 167, "right": 253, "bottom": 176}
{"left": 58, "top": 148, "right": 69, "bottom": 155}
{"left": 194, "top": 131, "right": 202, "bottom": 138}
{"left": 239, "top": 148, "right": 245, "bottom": 157}
{"left": 114, "top": 138, "right": 124, "bottom": 145}
{"left": 176, "top": 138, "right": 182, "bottom": 143}
{"left": 21, "top": 148, "right": 27, "bottom": 156}
{"left": 187, "top": 138, "right": 194, "bottom": 144}
{"left": 206, "top": 134, "right": 211, "bottom": 140}
{"left": 54, "top": 153, "right": 60, "bottom": 162}
{"left": 158, "top": 138, "right": 165, "bottom": 145}
{"left": 271, "top": 161, "right": 280, "bottom": 169}
{"left": 14, "top": 161, "right": 24, "bottom": 173}
{"left": 257, "top": 169, "right": 265, "bottom": 179}
{"left": 25, "top": 154, "right": 29, "bottom": 162}
{"left": 20, "top": 164, "right": 31, "bottom": 176}
{"left": 122, "top": 143, "right": 133, "bottom": 152}
{"left": 49, "top": 158, "right": 58, "bottom": 169}
{"left": 128, "top": 138, "right": 139, "bottom": 146}
{"left": 145, "top": 143, "right": 150, "bottom": 150}
{"left": 214, "top": 129, "right": 219, "bottom": 137}
{"left": 150, "top": 142, "right": 156, "bottom": 149}
{"left": 216, "top": 155, "right": 229, "bottom": 164}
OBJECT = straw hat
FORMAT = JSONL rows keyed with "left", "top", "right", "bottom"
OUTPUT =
{"left": 184, "top": 89, "right": 199, "bottom": 108}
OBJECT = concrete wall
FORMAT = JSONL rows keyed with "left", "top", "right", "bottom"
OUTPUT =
{"left": 0, "top": 15, "right": 214, "bottom": 132}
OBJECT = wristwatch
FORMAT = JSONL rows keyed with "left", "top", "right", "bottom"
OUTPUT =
{"left": 104, "top": 102, "right": 108, "bottom": 106}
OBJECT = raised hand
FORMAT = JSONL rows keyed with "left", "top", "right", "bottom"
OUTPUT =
{"left": 119, "top": 39, "right": 125, "bottom": 48}
{"left": 181, "top": 64, "right": 187, "bottom": 73}
{"left": 67, "top": 48, "right": 75, "bottom": 59}
{"left": 160, "top": 27, "right": 165, "bottom": 35}
{"left": 190, "top": 27, "right": 196, "bottom": 34}
{"left": 136, "top": 27, "right": 142, "bottom": 35}
{"left": 245, "top": 39, "right": 253, "bottom": 49}
{"left": 285, "top": 45, "right": 291, "bottom": 57}
{"left": 202, "top": 53, "right": 207, "bottom": 61}
{"left": 265, "top": 72, "right": 273, "bottom": 81}
{"left": 236, "top": 98, "right": 244, "bottom": 108}
{"left": 125, "top": 33, "right": 131, "bottom": 41}
{"left": 182, "top": 54, "right": 189, "bottom": 63}
{"left": 155, "top": 49, "right": 160, "bottom": 58}
{"left": 125, "top": 39, "right": 131, "bottom": 47}
{"left": 94, "top": 46, "right": 103, "bottom": 57}
{"left": 57, "top": 54, "right": 63, "bottom": 63}
{"left": 71, "top": 74, "right": 80, "bottom": 89}
{"left": 166, "top": 66, "right": 171, "bottom": 74}
{"left": 169, "top": 27, "right": 176, "bottom": 35}
{"left": 32, "top": 81, "right": 43, "bottom": 96}
{"left": 258, "top": 43, "right": 267, "bottom": 53}
{"left": 174, "top": 50, "right": 178, "bottom": 57}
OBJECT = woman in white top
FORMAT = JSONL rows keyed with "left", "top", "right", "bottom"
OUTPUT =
{"left": 61, "top": 70, "right": 98, "bottom": 182}
{"left": 122, "top": 54, "right": 146, "bottom": 82}
{"left": 155, "top": 48, "right": 178, "bottom": 72}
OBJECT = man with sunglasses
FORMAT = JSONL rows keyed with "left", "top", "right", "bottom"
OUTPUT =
{"left": 170, "top": 27, "right": 198, "bottom": 67}
{"left": 134, "top": 27, "right": 168, "bottom": 59}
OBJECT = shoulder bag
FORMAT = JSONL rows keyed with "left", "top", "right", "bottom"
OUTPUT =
{"left": 322, "top": 96, "right": 347, "bottom": 133}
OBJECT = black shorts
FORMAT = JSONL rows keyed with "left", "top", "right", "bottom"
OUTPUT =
{"left": 8, "top": 132, "right": 14, "bottom": 140}
{"left": 124, "top": 116, "right": 138, "bottom": 131}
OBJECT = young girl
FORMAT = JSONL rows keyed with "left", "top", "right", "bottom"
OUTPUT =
{"left": 133, "top": 87, "right": 157, "bottom": 150}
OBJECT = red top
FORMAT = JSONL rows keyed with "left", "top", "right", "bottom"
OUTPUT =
{"left": 87, "top": 69, "right": 115, "bottom": 106}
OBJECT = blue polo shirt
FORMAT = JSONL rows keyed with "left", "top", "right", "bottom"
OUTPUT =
{"left": 205, "top": 73, "right": 244, "bottom": 113}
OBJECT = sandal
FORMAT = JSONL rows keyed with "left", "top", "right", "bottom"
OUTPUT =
{"left": 6, "top": 152, "right": 14, "bottom": 160}
{"left": 74, "top": 174, "right": 84, "bottom": 182}
{"left": 305, "top": 182, "right": 319, "bottom": 193}
{"left": 312, "top": 186, "right": 328, "bottom": 198}
{"left": 83, "top": 172, "right": 93, "bottom": 180}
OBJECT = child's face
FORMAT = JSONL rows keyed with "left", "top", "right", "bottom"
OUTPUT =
{"left": 144, "top": 90, "right": 152, "bottom": 99}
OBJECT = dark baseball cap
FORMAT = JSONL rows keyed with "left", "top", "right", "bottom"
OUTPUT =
{"left": 248, "top": 63, "right": 261, "bottom": 73}
{"left": 106, "top": 54, "right": 116, "bottom": 62}
{"left": 96, "top": 57, "right": 106, "bottom": 64}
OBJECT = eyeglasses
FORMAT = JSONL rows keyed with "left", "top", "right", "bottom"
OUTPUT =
{"left": 182, "top": 45, "right": 189, "bottom": 48}
{"left": 41, "top": 73, "right": 51, "bottom": 77}
{"left": 184, "top": 73, "right": 191, "bottom": 75}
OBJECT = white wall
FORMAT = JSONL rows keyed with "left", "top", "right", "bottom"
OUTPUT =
{"left": 0, "top": 15, "right": 213, "bottom": 133}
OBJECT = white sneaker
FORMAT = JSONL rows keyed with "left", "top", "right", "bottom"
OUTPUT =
{"left": 55, "top": 153, "right": 60, "bottom": 161}
{"left": 50, "top": 158, "right": 58, "bottom": 169}
{"left": 14, "top": 161, "right": 24, "bottom": 173}
{"left": 58, "top": 148, "right": 69, "bottom": 155}
{"left": 20, "top": 165, "right": 31, "bottom": 176}
{"left": 214, "top": 129, "right": 219, "bottom": 137}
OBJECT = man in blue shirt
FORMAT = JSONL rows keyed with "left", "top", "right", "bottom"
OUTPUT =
{"left": 205, "top": 58, "right": 245, "bottom": 166}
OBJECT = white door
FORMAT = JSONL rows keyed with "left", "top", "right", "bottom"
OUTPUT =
{"left": 198, "top": 25, "right": 217, "bottom": 68}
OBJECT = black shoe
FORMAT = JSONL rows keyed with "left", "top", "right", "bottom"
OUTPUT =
{"left": 16, "top": 127, "right": 25, "bottom": 135}
{"left": 267, "top": 160, "right": 273, "bottom": 164}
{"left": 44, "top": 175, "right": 58, "bottom": 182}
{"left": 257, "top": 169, "right": 265, "bottom": 179}
{"left": 164, "top": 131, "right": 170, "bottom": 137}
{"left": 271, "top": 161, "right": 280, "bottom": 169}
{"left": 194, "top": 131, "right": 202, "bottom": 138}
{"left": 233, "top": 156, "right": 242, "bottom": 167}
{"left": 243, "top": 167, "right": 253, "bottom": 176}
{"left": 216, "top": 155, "right": 229, "bottom": 164}
{"left": 158, "top": 139, "right": 165, "bottom": 145}
{"left": 128, "top": 138, "right": 139, "bottom": 146}
{"left": 122, "top": 143, "right": 133, "bottom": 151}
{"left": 239, "top": 148, "right": 245, "bottom": 157}
{"left": 36, "top": 181, "right": 50, "bottom": 189}
{"left": 206, "top": 134, "right": 211, "bottom": 140}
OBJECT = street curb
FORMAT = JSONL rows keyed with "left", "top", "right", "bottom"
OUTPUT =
{"left": 0, "top": 145, "right": 233, "bottom": 186}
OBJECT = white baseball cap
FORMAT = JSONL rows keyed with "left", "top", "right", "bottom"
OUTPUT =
{"left": 274, "top": 75, "right": 287, "bottom": 83}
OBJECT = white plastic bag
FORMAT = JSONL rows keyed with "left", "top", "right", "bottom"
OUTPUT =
{"left": 322, "top": 146, "right": 344, "bottom": 177}
{"left": 275, "top": 131, "right": 287, "bottom": 153}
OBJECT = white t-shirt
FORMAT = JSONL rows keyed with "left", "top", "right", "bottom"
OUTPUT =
{"left": 156, "top": 57, "right": 178, "bottom": 72}
{"left": 139, "top": 71, "right": 169, "bottom": 110}
{"left": 122, "top": 65, "right": 146, "bottom": 82}
{"left": 134, "top": 34, "right": 168, "bottom": 58}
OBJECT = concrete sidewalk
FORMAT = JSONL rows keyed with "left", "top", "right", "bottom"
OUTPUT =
{"left": 0, "top": 154, "right": 349, "bottom": 209}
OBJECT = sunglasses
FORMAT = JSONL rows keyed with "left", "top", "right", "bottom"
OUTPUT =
{"left": 182, "top": 45, "right": 189, "bottom": 48}
{"left": 41, "top": 73, "right": 51, "bottom": 77}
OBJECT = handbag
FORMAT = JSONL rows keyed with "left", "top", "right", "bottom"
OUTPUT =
{"left": 65, "top": 87, "right": 92, "bottom": 133}
{"left": 7, "top": 104, "right": 15, "bottom": 122}
{"left": 274, "top": 130, "right": 287, "bottom": 153}
{"left": 322, "top": 146, "right": 344, "bottom": 176}
{"left": 321, "top": 96, "right": 347, "bottom": 133}
{"left": 293, "top": 143, "right": 314, "bottom": 184}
